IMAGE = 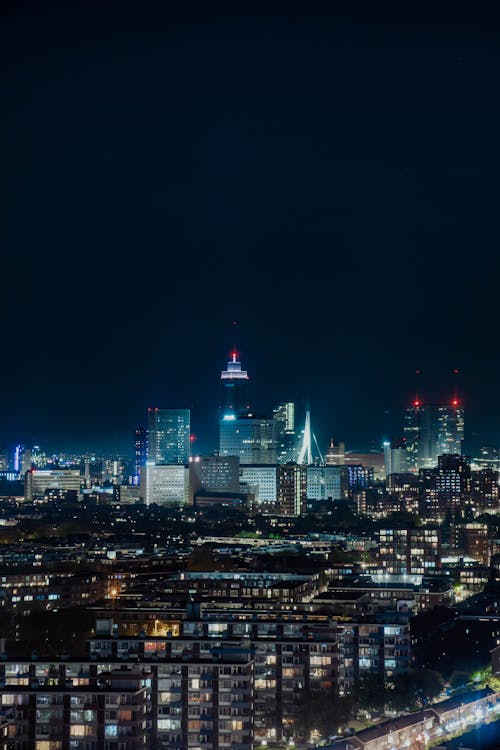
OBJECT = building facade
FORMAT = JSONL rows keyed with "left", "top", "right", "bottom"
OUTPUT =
{"left": 140, "top": 464, "right": 190, "bottom": 506}
{"left": 147, "top": 409, "right": 191, "bottom": 465}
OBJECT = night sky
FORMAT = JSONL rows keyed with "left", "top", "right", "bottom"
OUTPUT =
{"left": 3, "top": 1, "right": 500, "bottom": 456}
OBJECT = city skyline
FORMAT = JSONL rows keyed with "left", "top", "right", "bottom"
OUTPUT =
{"left": 3, "top": 4, "right": 500, "bottom": 747}
{"left": 3, "top": 3, "right": 499, "bottom": 451}
{"left": 0, "top": 344, "right": 497, "bottom": 458}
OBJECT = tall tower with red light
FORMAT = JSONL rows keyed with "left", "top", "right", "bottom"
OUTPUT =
{"left": 404, "top": 397, "right": 464, "bottom": 471}
{"left": 436, "top": 398, "right": 464, "bottom": 458}
{"left": 220, "top": 349, "right": 249, "bottom": 420}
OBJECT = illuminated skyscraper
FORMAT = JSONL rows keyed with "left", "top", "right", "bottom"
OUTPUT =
{"left": 273, "top": 402, "right": 297, "bottom": 463}
{"left": 277, "top": 464, "right": 307, "bottom": 515}
{"left": 147, "top": 408, "right": 191, "bottom": 465}
{"left": 219, "top": 414, "right": 277, "bottom": 464}
{"left": 404, "top": 399, "right": 464, "bottom": 471}
{"left": 436, "top": 400, "right": 464, "bottom": 457}
{"left": 220, "top": 350, "right": 249, "bottom": 419}
{"left": 134, "top": 427, "right": 148, "bottom": 482}
{"left": 418, "top": 454, "right": 471, "bottom": 520}
{"left": 383, "top": 439, "right": 408, "bottom": 477}
{"left": 219, "top": 350, "right": 278, "bottom": 462}
{"left": 140, "top": 463, "right": 190, "bottom": 506}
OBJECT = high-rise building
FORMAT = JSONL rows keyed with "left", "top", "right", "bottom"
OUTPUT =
{"left": 383, "top": 439, "right": 408, "bottom": 477}
{"left": 436, "top": 400, "right": 465, "bottom": 457}
{"left": 25, "top": 469, "right": 81, "bottom": 501}
{"left": 306, "top": 465, "right": 348, "bottom": 501}
{"left": 277, "top": 464, "right": 307, "bottom": 516}
{"left": 240, "top": 465, "right": 278, "bottom": 508}
{"left": 189, "top": 455, "right": 240, "bottom": 493}
{"left": 140, "top": 464, "right": 190, "bottom": 506}
{"left": 404, "top": 399, "right": 464, "bottom": 471}
{"left": 273, "top": 402, "right": 297, "bottom": 463}
{"left": 134, "top": 427, "right": 147, "bottom": 480}
{"left": 219, "top": 414, "right": 278, "bottom": 464}
{"left": 220, "top": 350, "right": 249, "bottom": 419}
{"left": 147, "top": 408, "right": 191, "bottom": 465}
{"left": 418, "top": 454, "right": 471, "bottom": 520}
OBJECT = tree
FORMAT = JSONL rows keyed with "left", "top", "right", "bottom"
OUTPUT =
{"left": 293, "top": 689, "right": 353, "bottom": 740}
{"left": 449, "top": 670, "right": 470, "bottom": 691}
{"left": 387, "top": 670, "right": 444, "bottom": 712}
{"left": 351, "top": 673, "right": 389, "bottom": 715}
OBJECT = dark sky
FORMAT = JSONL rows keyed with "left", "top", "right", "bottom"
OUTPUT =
{"left": 3, "top": 1, "right": 500, "bottom": 456}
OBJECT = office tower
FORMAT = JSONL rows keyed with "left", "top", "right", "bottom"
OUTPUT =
{"left": 306, "top": 465, "right": 348, "bottom": 501}
{"left": 383, "top": 439, "right": 408, "bottom": 477}
{"left": 273, "top": 401, "right": 297, "bottom": 463}
{"left": 436, "top": 400, "right": 464, "bottom": 457}
{"left": 219, "top": 414, "right": 278, "bottom": 464}
{"left": 240, "top": 465, "right": 278, "bottom": 509}
{"left": 189, "top": 454, "right": 240, "bottom": 492}
{"left": 404, "top": 399, "right": 465, "bottom": 471}
{"left": 140, "top": 464, "right": 190, "bottom": 506}
{"left": 378, "top": 527, "right": 441, "bottom": 575}
{"left": 325, "top": 438, "right": 345, "bottom": 465}
{"left": 25, "top": 469, "right": 81, "bottom": 501}
{"left": 147, "top": 408, "right": 190, "bottom": 465}
{"left": 134, "top": 427, "right": 148, "bottom": 477}
{"left": 277, "top": 463, "right": 307, "bottom": 515}
{"left": 220, "top": 349, "right": 249, "bottom": 419}
{"left": 11, "top": 444, "right": 23, "bottom": 474}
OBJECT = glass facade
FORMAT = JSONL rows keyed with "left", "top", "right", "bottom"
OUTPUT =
{"left": 147, "top": 409, "right": 190, "bottom": 465}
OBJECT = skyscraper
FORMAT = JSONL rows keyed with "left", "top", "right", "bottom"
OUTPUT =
{"left": 418, "top": 453, "right": 471, "bottom": 520}
{"left": 404, "top": 399, "right": 464, "bottom": 471}
{"left": 219, "top": 414, "right": 278, "bottom": 464}
{"left": 273, "top": 402, "right": 297, "bottom": 463}
{"left": 383, "top": 439, "right": 408, "bottom": 477}
{"left": 134, "top": 427, "right": 148, "bottom": 482}
{"left": 220, "top": 350, "right": 249, "bottom": 419}
{"left": 147, "top": 408, "right": 191, "bottom": 465}
{"left": 219, "top": 350, "right": 278, "bottom": 463}
{"left": 277, "top": 463, "right": 307, "bottom": 515}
